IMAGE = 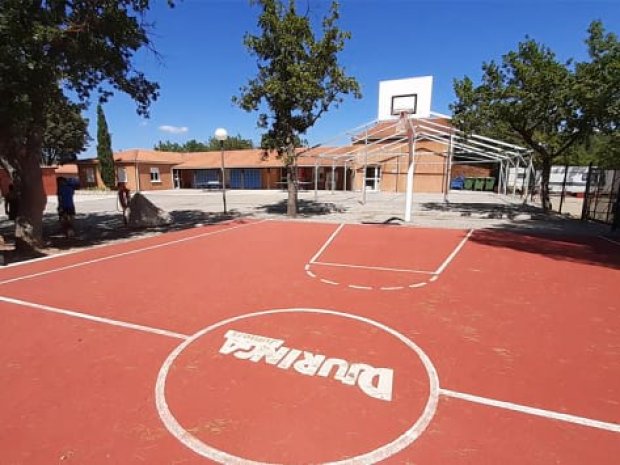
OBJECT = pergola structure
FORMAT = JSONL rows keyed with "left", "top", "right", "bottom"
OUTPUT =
{"left": 303, "top": 112, "right": 534, "bottom": 222}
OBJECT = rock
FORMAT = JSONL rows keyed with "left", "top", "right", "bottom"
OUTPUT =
{"left": 127, "top": 192, "right": 172, "bottom": 228}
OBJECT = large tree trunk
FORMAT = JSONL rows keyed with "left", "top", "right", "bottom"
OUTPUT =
{"left": 286, "top": 144, "right": 298, "bottom": 217}
{"left": 540, "top": 157, "right": 552, "bottom": 212}
{"left": 286, "top": 164, "right": 298, "bottom": 217}
{"left": 12, "top": 131, "right": 47, "bottom": 251}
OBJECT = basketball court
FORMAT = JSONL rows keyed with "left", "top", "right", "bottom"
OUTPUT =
{"left": 1, "top": 218, "right": 618, "bottom": 464}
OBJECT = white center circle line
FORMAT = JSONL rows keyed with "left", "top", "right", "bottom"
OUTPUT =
{"left": 155, "top": 308, "right": 440, "bottom": 465}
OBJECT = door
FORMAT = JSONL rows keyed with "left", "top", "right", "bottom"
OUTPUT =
{"left": 365, "top": 166, "right": 381, "bottom": 191}
{"left": 173, "top": 169, "right": 181, "bottom": 189}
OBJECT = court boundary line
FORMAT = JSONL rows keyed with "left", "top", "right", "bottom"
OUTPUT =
{"left": 0, "top": 295, "right": 189, "bottom": 340}
{"left": 308, "top": 223, "right": 345, "bottom": 264}
{"left": 0, "top": 221, "right": 238, "bottom": 270}
{"left": 0, "top": 220, "right": 265, "bottom": 286}
{"left": 305, "top": 226, "right": 475, "bottom": 291}
{"left": 440, "top": 388, "right": 620, "bottom": 433}
{"left": 433, "top": 229, "right": 475, "bottom": 275}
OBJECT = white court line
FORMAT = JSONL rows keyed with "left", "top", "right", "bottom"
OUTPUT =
{"left": 440, "top": 388, "right": 620, "bottom": 433}
{"left": 308, "top": 223, "right": 345, "bottom": 264}
{"left": 312, "top": 261, "right": 434, "bottom": 274}
{"left": 0, "top": 220, "right": 265, "bottom": 286}
{"left": 599, "top": 235, "right": 620, "bottom": 246}
{"left": 348, "top": 284, "right": 373, "bottom": 290}
{"left": 156, "top": 308, "right": 441, "bottom": 465}
{"left": 434, "top": 229, "right": 475, "bottom": 275}
{"left": 0, "top": 295, "right": 189, "bottom": 340}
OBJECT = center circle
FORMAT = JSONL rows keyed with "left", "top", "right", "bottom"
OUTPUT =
{"left": 155, "top": 309, "right": 439, "bottom": 464}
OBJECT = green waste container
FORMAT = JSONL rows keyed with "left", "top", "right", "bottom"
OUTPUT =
{"left": 485, "top": 177, "right": 496, "bottom": 191}
{"left": 474, "top": 178, "right": 485, "bottom": 190}
{"left": 464, "top": 177, "right": 475, "bottom": 190}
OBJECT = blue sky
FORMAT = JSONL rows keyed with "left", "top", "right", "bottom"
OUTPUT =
{"left": 81, "top": 0, "right": 619, "bottom": 156}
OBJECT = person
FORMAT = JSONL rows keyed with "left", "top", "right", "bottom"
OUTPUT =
{"left": 4, "top": 184, "right": 19, "bottom": 221}
{"left": 117, "top": 182, "right": 131, "bottom": 225}
{"left": 57, "top": 177, "right": 77, "bottom": 237}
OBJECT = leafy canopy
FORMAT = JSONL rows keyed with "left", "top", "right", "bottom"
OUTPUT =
{"left": 0, "top": 0, "right": 172, "bottom": 247}
{"left": 154, "top": 135, "right": 254, "bottom": 152}
{"left": 235, "top": 0, "right": 361, "bottom": 161}
{"left": 452, "top": 20, "right": 619, "bottom": 167}
{"left": 41, "top": 97, "right": 90, "bottom": 166}
{"left": 451, "top": 21, "right": 619, "bottom": 211}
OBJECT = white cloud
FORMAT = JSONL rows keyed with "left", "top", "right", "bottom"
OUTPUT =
{"left": 158, "top": 125, "right": 189, "bottom": 134}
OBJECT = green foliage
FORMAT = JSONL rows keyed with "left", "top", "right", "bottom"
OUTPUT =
{"left": 451, "top": 20, "right": 619, "bottom": 209}
{"left": 154, "top": 135, "right": 254, "bottom": 152}
{"left": 0, "top": 0, "right": 172, "bottom": 247}
{"left": 42, "top": 97, "right": 90, "bottom": 166}
{"left": 575, "top": 21, "right": 620, "bottom": 136}
{"left": 235, "top": 0, "right": 360, "bottom": 163}
{"left": 97, "top": 105, "right": 115, "bottom": 188}
{"left": 235, "top": 0, "right": 360, "bottom": 216}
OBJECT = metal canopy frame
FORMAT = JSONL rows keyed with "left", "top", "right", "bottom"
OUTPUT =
{"left": 302, "top": 113, "right": 534, "bottom": 221}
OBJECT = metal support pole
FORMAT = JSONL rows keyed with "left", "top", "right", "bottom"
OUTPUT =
{"left": 362, "top": 150, "right": 368, "bottom": 204}
{"left": 559, "top": 162, "right": 569, "bottom": 213}
{"left": 314, "top": 158, "right": 319, "bottom": 202}
{"left": 512, "top": 158, "right": 520, "bottom": 196}
{"left": 444, "top": 130, "right": 454, "bottom": 202}
{"left": 331, "top": 159, "right": 336, "bottom": 194}
{"left": 404, "top": 136, "right": 416, "bottom": 222}
{"left": 361, "top": 129, "right": 368, "bottom": 204}
{"left": 522, "top": 158, "right": 533, "bottom": 201}
{"left": 220, "top": 141, "right": 227, "bottom": 214}
{"left": 498, "top": 161, "right": 503, "bottom": 195}
{"left": 343, "top": 161, "right": 348, "bottom": 192}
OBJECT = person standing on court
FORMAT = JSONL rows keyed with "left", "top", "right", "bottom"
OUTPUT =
{"left": 57, "top": 177, "right": 77, "bottom": 237}
{"left": 4, "top": 184, "right": 19, "bottom": 221}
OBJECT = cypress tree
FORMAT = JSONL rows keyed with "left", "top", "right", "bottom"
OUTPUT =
{"left": 97, "top": 104, "right": 115, "bottom": 188}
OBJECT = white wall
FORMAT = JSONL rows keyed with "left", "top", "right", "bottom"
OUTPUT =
{"left": 377, "top": 76, "right": 433, "bottom": 120}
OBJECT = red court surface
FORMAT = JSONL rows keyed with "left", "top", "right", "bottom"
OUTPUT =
{"left": 1, "top": 219, "right": 618, "bottom": 464}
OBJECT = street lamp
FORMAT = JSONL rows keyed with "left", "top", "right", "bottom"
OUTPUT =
{"left": 214, "top": 127, "right": 228, "bottom": 214}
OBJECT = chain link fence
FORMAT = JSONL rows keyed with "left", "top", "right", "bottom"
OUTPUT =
{"left": 582, "top": 165, "right": 620, "bottom": 225}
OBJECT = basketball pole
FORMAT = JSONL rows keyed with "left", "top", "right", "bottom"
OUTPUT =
{"left": 404, "top": 114, "right": 416, "bottom": 222}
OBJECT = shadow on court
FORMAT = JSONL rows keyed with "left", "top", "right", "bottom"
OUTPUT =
{"left": 470, "top": 227, "right": 620, "bottom": 270}
{"left": 421, "top": 201, "right": 544, "bottom": 219}
{"left": 0, "top": 209, "right": 250, "bottom": 264}
{"left": 256, "top": 198, "right": 346, "bottom": 216}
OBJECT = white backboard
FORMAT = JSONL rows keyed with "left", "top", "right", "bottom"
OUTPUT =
{"left": 377, "top": 76, "right": 433, "bottom": 120}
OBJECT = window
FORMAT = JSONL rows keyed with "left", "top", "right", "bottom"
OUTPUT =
{"left": 117, "top": 167, "right": 127, "bottom": 183}
{"left": 150, "top": 167, "right": 161, "bottom": 183}
{"left": 85, "top": 167, "right": 95, "bottom": 183}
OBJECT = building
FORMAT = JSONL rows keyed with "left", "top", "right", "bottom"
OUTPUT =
{"left": 75, "top": 76, "right": 528, "bottom": 195}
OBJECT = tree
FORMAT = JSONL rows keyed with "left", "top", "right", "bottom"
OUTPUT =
{"left": 452, "top": 21, "right": 619, "bottom": 211}
{"left": 41, "top": 98, "right": 90, "bottom": 166}
{"left": 235, "top": 0, "right": 360, "bottom": 216}
{"left": 97, "top": 105, "right": 115, "bottom": 188}
{"left": 154, "top": 135, "right": 254, "bottom": 152}
{"left": 575, "top": 21, "right": 620, "bottom": 139}
{"left": 0, "top": 0, "right": 172, "bottom": 250}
